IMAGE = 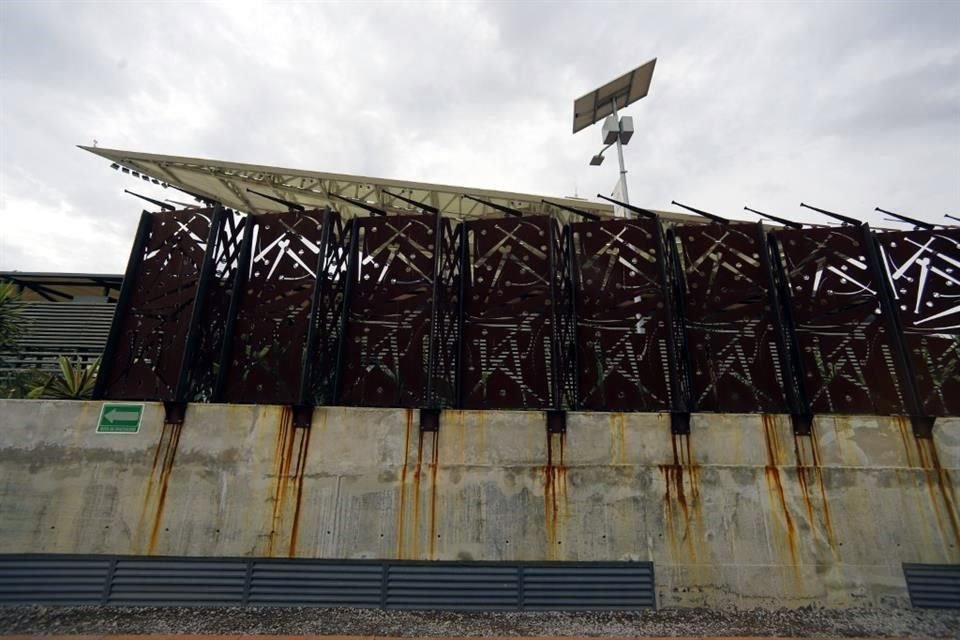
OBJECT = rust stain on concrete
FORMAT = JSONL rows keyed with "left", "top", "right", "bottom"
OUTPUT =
{"left": 659, "top": 433, "right": 702, "bottom": 564}
{"left": 544, "top": 430, "right": 567, "bottom": 560}
{"left": 912, "top": 428, "right": 960, "bottom": 548}
{"left": 396, "top": 408, "right": 413, "bottom": 559}
{"left": 141, "top": 421, "right": 183, "bottom": 555}
{"left": 428, "top": 429, "right": 440, "bottom": 560}
{"left": 265, "top": 407, "right": 310, "bottom": 558}
{"left": 793, "top": 421, "right": 836, "bottom": 551}
{"left": 762, "top": 414, "right": 797, "bottom": 567}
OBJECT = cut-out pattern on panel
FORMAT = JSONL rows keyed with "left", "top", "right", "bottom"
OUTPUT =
{"left": 339, "top": 214, "right": 437, "bottom": 407}
{"left": 571, "top": 218, "right": 671, "bottom": 411}
{"left": 101, "top": 208, "right": 214, "bottom": 400}
{"left": 461, "top": 216, "right": 557, "bottom": 409}
{"left": 878, "top": 228, "right": 960, "bottom": 416}
{"left": 677, "top": 222, "right": 787, "bottom": 413}
{"left": 188, "top": 210, "right": 248, "bottom": 401}
{"left": 775, "top": 226, "right": 906, "bottom": 415}
{"left": 221, "top": 211, "right": 329, "bottom": 405}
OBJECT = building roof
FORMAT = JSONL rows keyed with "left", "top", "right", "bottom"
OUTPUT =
{"left": 0, "top": 272, "right": 122, "bottom": 303}
{"left": 80, "top": 146, "right": 709, "bottom": 225}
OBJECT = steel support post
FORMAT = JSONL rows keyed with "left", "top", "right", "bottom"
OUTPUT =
{"left": 212, "top": 215, "right": 255, "bottom": 402}
{"left": 861, "top": 225, "right": 934, "bottom": 437}
{"left": 762, "top": 226, "right": 812, "bottom": 435}
{"left": 93, "top": 210, "right": 153, "bottom": 400}
{"left": 298, "top": 209, "right": 335, "bottom": 409}
{"left": 332, "top": 218, "right": 360, "bottom": 405}
{"left": 657, "top": 223, "right": 693, "bottom": 433}
{"left": 454, "top": 224, "right": 469, "bottom": 409}
{"left": 564, "top": 223, "right": 581, "bottom": 410}
{"left": 174, "top": 205, "right": 226, "bottom": 408}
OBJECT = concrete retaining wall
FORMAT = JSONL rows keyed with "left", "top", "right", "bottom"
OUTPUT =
{"left": 0, "top": 399, "right": 957, "bottom": 608}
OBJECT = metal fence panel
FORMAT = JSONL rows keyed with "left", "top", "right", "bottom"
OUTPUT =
{"left": 220, "top": 211, "right": 330, "bottom": 405}
{"left": 903, "top": 563, "right": 960, "bottom": 609}
{"left": 570, "top": 218, "right": 673, "bottom": 411}
{"left": 774, "top": 225, "right": 908, "bottom": 415}
{"left": 461, "top": 216, "right": 557, "bottom": 410}
{"left": 676, "top": 222, "right": 788, "bottom": 413}
{"left": 100, "top": 208, "right": 215, "bottom": 401}
{"left": 877, "top": 229, "right": 960, "bottom": 416}
{"left": 339, "top": 214, "right": 437, "bottom": 407}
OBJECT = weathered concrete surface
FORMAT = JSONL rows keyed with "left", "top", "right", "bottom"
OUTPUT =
{"left": 0, "top": 399, "right": 957, "bottom": 609}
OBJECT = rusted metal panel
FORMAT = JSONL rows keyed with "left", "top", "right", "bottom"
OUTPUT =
{"left": 187, "top": 210, "right": 248, "bottom": 402}
{"left": 338, "top": 213, "right": 439, "bottom": 407}
{"left": 774, "top": 225, "right": 908, "bottom": 415}
{"left": 220, "top": 211, "right": 330, "bottom": 405}
{"left": 675, "top": 222, "right": 788, "bottom": 413}
{"left": 570, "top": 218, "right": 672, "bottom": 411}
{"left": 877, "top": 228, "right": 960, "bottom": 416}
{"left": 460, "top": 216, "right": 558, "bottom": 410}
{"left": 100, "top": 208, "right": 215, "bottom": 401}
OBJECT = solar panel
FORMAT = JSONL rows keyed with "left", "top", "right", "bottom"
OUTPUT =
{"left": 572, "top": 58, "right": 656, "bottom": 134}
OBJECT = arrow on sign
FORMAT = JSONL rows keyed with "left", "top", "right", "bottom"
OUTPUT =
{"left": 103, "top": 408, "right": 141, "bottom": 424}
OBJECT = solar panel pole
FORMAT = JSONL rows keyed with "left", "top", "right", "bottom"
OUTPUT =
{"left": 610, "top": 98, "right": 630, "bottom": 206}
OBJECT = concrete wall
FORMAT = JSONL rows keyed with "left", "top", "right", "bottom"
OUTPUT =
{"left": 0, "top": 399, "right": 957, "bottom": 608}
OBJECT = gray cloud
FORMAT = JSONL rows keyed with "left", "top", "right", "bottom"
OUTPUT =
{"left": 1, "top": 0, "right": 957, "bottom": 273}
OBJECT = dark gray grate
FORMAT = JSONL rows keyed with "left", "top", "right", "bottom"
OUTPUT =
{"left": 248, "top": 560, "right": 382, "bottom": 607}
{"left": 904, "top": 564, "right": 960, "bottom": 609}
{"left": 0, "top": 555, "right": 111, "bottom": 605}
{"left": 386, "top": 564, "right": 520, "bottom": 610}
{"left": 0, "top": 554, "right": 655, "bottom": 610}
{"left": 107, "top": 558, "right": 247, "bottom": 606}
{"left": 523, "top": 564, "right": 656, "bottom": 610}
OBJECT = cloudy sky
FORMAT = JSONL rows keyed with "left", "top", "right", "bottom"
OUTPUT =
{"left": 1, "top": 0, "right": 957, "bottom": 274}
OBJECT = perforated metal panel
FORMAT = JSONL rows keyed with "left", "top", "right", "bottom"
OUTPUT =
{"left": 904, "top": 563, "right": 960, "bottom": 609}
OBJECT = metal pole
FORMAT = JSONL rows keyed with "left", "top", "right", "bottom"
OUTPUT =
{"left": 94, "top": 210, "right": 153, "bottom": 400}
{"left": 610, "top": 97, "right": 629, "bottom": 206}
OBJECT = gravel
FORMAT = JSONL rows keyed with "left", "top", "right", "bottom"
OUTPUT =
{"left": 2, "top": 605, "right": 959, "bottom": 637}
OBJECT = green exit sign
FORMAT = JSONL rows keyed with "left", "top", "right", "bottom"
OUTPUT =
{"left": 96, "top": 403, "right": 144, "bottom": 434}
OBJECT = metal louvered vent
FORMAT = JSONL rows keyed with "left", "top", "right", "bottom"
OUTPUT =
{"left": 0, "top": 554, "right": 655, "bottom": 610}
{"left": 107, "top": 558, "right": 247, "bottom": 606}
{"left": 0, "top": 555, "right": 111, "bottom": 605}
{"left": 386, "top": 564, "right": 520, "bottom": 610}
{"left": 523, "top": 564, "right": 656, "bottom": 610}
{"left": 904, "top": 564, "right": 960, "bottom": 609}
{"left": 0, "top": 302, "right": 115, "bottom": 376}
{"left": 248, "top": 560, "right": 382, "bottom": 607}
